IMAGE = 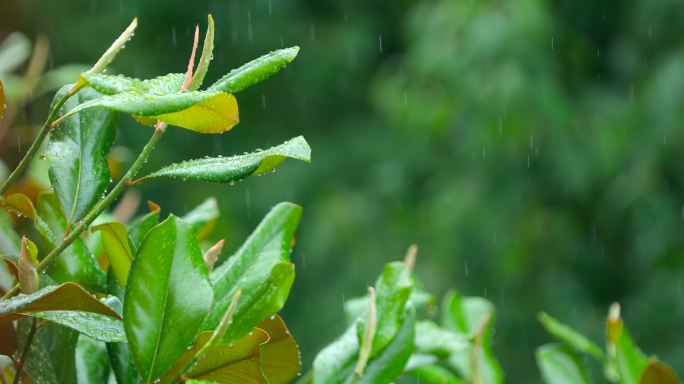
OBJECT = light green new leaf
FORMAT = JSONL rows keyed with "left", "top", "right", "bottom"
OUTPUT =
{"left": 538, "top": 312, "right": 605, "bottom": 361}
{"left": 47, "top": 85, "right": 117, "bottom": 224}
{"left": 356, "top": 310, "right": 415, "bottom": 384}
{"left": 35, "top": 192, "right": 106, "bottom": 291}
{"left": 414, "top": 320, "right": 468, "bottom": 357}
{"left": 182, "top": 197, "right": 219, "bottom": 241}
{"left": 143, "top": 136, "right": 311, "bottom": 184}
{"left": 442, "top": 291, "right": 503, "bottom": 384}
{"left": 92, "top": 221, "right": 134, "bottom": 288}
{"left": 536, "top": 344, "right": 591, "bottom": 384}
{"left": 75, "top": 335, "right": 111, "bottom": 384}
{"left": 124, "top": 215, "right": 213, "bottom": 383}
{"left": 209, "top": 47, "right": 300, "bottom": 93}
{"left": 639, "top": 359, "right": 680, "bottom": 384}
{"left": 0, "top": 192, "right": 37, "bottom": 219}
{"left": 312, "top": 322, "right": 359, "bottom": 384}
{"left": 203, "top": 202, "right": 302, "bottom": 342}
{"left": 409, "top": 364, "right": 463, "bottom": 384}
{"left": 614, "top": 326, "right": 648, "bottom": 384}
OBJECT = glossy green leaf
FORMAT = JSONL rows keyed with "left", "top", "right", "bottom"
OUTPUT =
{"left": 0, "top": 210, "right": 21, "bottom": 260}
{"left": 0, "top": 193, "right": 37, "bottom": 219}
{"left": 409, "top": 364, "right": 463, "bottom": 384}
{"left": 143, "top": 136, "right": 311, "bottom": 184}
{"left": 311, "top": 322, "right": 359, "bottom": 384}
{"left": 258, "top": 315, "right": 302, "bottom": 383}
{"left": 35, "top": 192, "right": 106, "bottom": 291}
{"left": 344, "top": 288, "right": 435, "bottom": 325}
{"left": 75, "top": 335, "right": 110, "bottom": 384}
{"left": 538, "top": 312, "right": 605, "bottom": 362}
{"left": 614, "top": 326, "right": 648, "bottom": 384}
{"left": 161, "top": 328, "right": 269, "bottom": 383}
{"left": 18, "top": 320, "right": 79, "bottom": 384}
{"left": 639, "top": 359, "right": 680, "bottom": 384}
{"left": 30, "top": 309, "right": 125, "bottom": 342}
{"left": 203, "top": 202, "right": 302, "bottom": 341}
{"left": 92, "top": 221, "right": 134, "bottom": 288}
{"left": 356, "top": 310, "right": 415, "bottom": 384}
{"left": 209, "top": 47, "right": 300, "bottom": 93}
{"left": 47, "top": 85, "right": 117, "bottom": 224}
{"left": 106, "top": 271, "right": 140, "bottom": 384}
{"left": 124, "top": 215, "right": 213, "bottom": 383}
{"left": 189, "top": 15, "right": 215, "bottom": 91}
{"left": 536, "top": 344, "right": 591, "bottom": 384}
{"left": 414, "top": 320, "right": 468, "bottom": 357}
{"left": 127, "top": 201, "right": 160, "bottom": 248}
{"left": 0, "top": 282, "right": 120, "bottom": 320}
{"left": 182, "top": 197, "right": 219, "bottom": 241}
{"left": 442, "top": 291, "right": 503, "bottom": 384}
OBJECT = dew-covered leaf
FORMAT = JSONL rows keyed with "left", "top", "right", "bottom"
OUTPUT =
{"left": 75, "top": 335, "right": 111, "bottom": 384}
{"left": 17, "top": 320, "right": 78, "bottom": 384}
{"left": 0, "top": 193, "right": 36, "bottom": 219}
{"left": 144, "top": 136, "right": 311, "bottom": 184}
{"left": 47, "top": 85, "right": 117, "bottom": 224}
{"left": 35, "top": 192, "right": 105, "bottom": 291}
{"left": 30, "top": 309, "right": 125, "bottom": 342}
{"left": 209, "top": 47, "right": 300, "bottom": 93}
{"left": 258, "top": 315, "right": 301, "bottom": 383}
{"left": 124, "top": 215, "right": 213, "bottom": 383}
{"left": 536, "top": 344, "right": 591, "bottom": 384}
{"left": 91, "top": 221, "right": 134, "bottom": 288}
{"left": 203, "top": 202, "right": 302, "bottom": 342}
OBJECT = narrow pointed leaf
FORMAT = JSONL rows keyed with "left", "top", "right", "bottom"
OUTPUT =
{"left": 538, "top": 312, "right": 605, "bottom": 361}
{"left": 0, "top": 193, "right": 36, "bottom": 219}
{"left": 0, "top": 282, "right": 120, "bottom": 320}
{"left": 209, "top": 47, "right": 300, "bottom": 93}
{"left": 536, "top": 344, "right": 591, "bottom": 384}
{"left": 182, "top": 197, "right": 219, "bottom": 241}
{"left": 203, "top": 202, "right": 302, "bottom": 341}
{"left": 189, "top": 15, "right": 215, "bottom": 91}
{"left": 35, "top": 192, "right": 105, "bottom": 291}
{"left": 47, "top": 85, "right": 117, "bottom": 224}
{"left": 91, "top": 222, "right": 134, "bottom": 287}
{"left": 75, "top": 335, "right": 110, "bottom": 384}
{"left": 124, "top": 215, "right": 213, "bottom": 383}
{"left": 144, "top": 136, "right": 311, "bottom": 184}
{"left": 258, "top": 315, "right": 302, "bottom": 383}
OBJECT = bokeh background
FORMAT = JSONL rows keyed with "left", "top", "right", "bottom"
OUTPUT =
{"left": 3, "top": 0, "right": 684, "bottom": 382}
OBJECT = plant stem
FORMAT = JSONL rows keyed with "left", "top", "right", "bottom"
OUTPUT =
{"left": 1, "top": 124, "right": 165, "bottom": 299}
{"left": 0, "top": 84, "right": 80, "bottom": 196}
{"left": 13, "top": 318, "right": 37, "bottom": 384}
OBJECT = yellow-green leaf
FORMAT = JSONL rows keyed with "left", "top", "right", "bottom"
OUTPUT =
{"left": 91, "top": 221, "right": 134, "bottom": 288}
{"left": 155, "top": 93, "right": 239, "bottom": 133}
{"left": 258, "top": 315, "right": 301, "bottom": 384}
{"left": 0, "top": 193, "right": 36, "bottom": 219}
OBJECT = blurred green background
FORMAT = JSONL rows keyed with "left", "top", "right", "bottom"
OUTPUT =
{"left": 3, "top": 0, "right": 684, "bottom": 382}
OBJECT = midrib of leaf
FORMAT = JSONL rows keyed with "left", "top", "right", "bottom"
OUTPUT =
{"left": 146, "top": 232, "right": 176, "bottom": 384}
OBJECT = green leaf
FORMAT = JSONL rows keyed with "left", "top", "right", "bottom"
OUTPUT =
{"left": 182, "top": 197, "right": 219, "bottom": 241}
{"left": 35, "top": 192, "right": 106, "bottom": 291}
{"left": 312, "top": 322, "right": 359, "bottom": 384}
{"left": 18, "top": 320, "right": 79, "bottom": 384}
{"left": 356, "top": 310, "right": 415, "bottom": 384}
{"left": 143, "top": 136, "right": 311, "bottom": 184}
{"left": 160, "top": 328, "right": 269, "bottom": 383}
{"left": 538, "top": 312, "right": 605, "bottom": 362}
{"left": 639, "top": 359, "right": 680, "bottom": 384}
{"left": 344, "top": 288, "right": 435, "bottom": 325}
{"left": 203, "top": 202, "right": 302, "bottom": 342}
{"left": 75, "top": 335, "right": 111, "bottom": 384}
{"left": 209, "top": 47, "right": 300, "bottom": 93}
{"left": 30, "top": 309, "right": 125, "bottom": 342}
{"left": 258, "top": 315, "right": 302, "bottom": 383}
{"left": 536, "top": 344, "right": 591, "bottom": 384}
{"left": 127, "top": 201, "right": 161, "bottom": 248}
{"left": 0, "top": 210, "right": 21, "bottom": 260}
{"left": 614, "top": 326, "right": 648, "bottom": 384}
{"left": 47, "top": 85, "right": 117, "bottom": 224}
{"left": 0, "top": 282, "right": 120, "bottom": 320}
{"left": 0, "top": 193, "right": 36, "bottom": 219}
{"left": 189, "top": 15, "right": 215, "bottom": 91}
{"left": 91, "top": 221, "right": 134, "bottom": 288}
{"left": 409, "top": 364, "right": 463, "bottom": 384}
{"left": 414, "top": 320, "right": 468, "bottom": 357}
{"left": 106, "top": 271, "right": 140, "bottom": 384}
{"left": 124, "top": 215, "right": 213, "bottom": 383}
{"left": 442, "top": 291, "right": 503, "bottom": 384}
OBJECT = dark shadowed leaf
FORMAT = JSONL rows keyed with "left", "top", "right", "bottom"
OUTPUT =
{"left": 35, "top": 192, "right": 106, "bottom": 291}
{"left": 536, "top": 344, "right": 591, "bottom": 384}
{"left": 0, "top": 210, "right": 21, "bottom": 260}
{"left": 124, "top": 215, "right": 213, "bottom": 383}
{"left": 47, "top": 85, "right": 117, "bottom": 224}
{"left": 639, "top": 359, "right": 680, "bottom": 384}
{"left": 18, "top": 320, "right": 79, "bottom": 384}
{"left": 143, "top": 136, "right": 311, "bottom": 184}
{"left": 204, "top": 202, "right": 302, "bottom": 342}
{"left": 209, "top": 47, "right": 300, "bottom": 93}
